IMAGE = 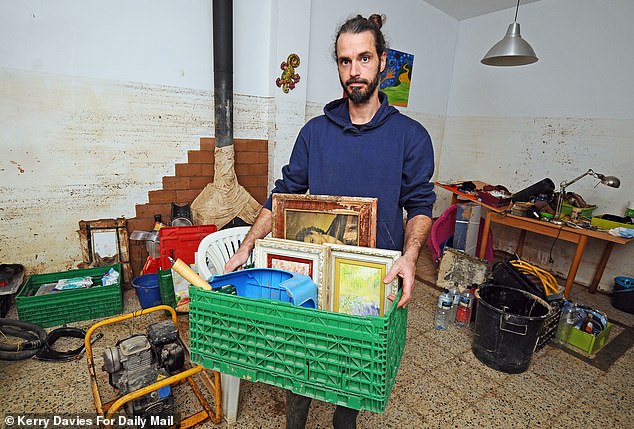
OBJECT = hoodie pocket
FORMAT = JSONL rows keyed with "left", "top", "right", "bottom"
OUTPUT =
{"left": 377, "top": 221, "right": 397, "bottom": 250}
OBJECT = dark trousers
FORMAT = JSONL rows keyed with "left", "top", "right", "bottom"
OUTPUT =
{"left": 285, "top": 390, "right": 359, "bottom": 429}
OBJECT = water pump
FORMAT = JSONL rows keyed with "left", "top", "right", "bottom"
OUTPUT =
{"left": 102, "top": 320, "right": 185, "bottom": 424}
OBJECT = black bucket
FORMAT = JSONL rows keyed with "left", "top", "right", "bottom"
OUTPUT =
{"left": 472, "top": 284, "right": 550, "bottom": 374}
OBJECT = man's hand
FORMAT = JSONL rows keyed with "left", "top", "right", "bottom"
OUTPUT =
{"left": 224, "top": 247, "right": 252, "bottom": 273}
{"left": 384, "top": 214, "right": 432, "bottom": 308}
{"left": 384, "top": 253, "right": 417, "bottom": 308}
{"left": 222, "top": 208, "right": 273, "bottom": 274}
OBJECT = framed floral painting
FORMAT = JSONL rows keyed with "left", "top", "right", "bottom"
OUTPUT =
{"left": 325, "top": 244, "right": 401, "bottom": 317}
{"left": 254, "top": 237, "right": 329, "bottom": 309}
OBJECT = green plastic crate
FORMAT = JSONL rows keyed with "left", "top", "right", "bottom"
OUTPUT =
{"left": 188, "top": 286, "right": 408, "bottom": 413}
{"left": 555, "top": 321, "right": 613, "bottom": 355}
{"left": 158, "top": 269, "right": 177, "bottom": 308}
{"left": 16, "top": 264, "right": 123, "bottom": 328}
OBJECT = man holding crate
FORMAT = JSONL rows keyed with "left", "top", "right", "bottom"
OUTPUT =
{"left": 225, "top": 13, "right": 435, "bottom": 429}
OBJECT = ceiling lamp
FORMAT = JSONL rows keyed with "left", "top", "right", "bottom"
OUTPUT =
{"left": 481, "top": 0, "right": 538, "bottom": 66}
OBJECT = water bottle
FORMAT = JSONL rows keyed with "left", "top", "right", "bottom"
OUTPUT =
{"left": 435, "top": 289, "right": 453, "bottom": 330}
{"left": 448, "top": 285, "right": 460, "bottom": 323}
{"left": 455, "top": 287, "right": 475, "bottom": 329}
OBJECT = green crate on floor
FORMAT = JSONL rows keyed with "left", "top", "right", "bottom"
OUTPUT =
{"left": 188, "top": 286, "right": 408, "bottom": 413}
{"left": 16, "top": 264, "right": 123, "bottom": 328}
{"left": 555, "top": 321, "right": 613, "bottom": 355}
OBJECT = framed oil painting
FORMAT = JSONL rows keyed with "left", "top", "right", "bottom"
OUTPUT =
{"left": 253, "top": 237, "right": 329, "bottom": 309}
{"left": 272, "top": 194, "right": 378, "bottom": 248}
{"left": 326, "top": 244, "right": 401, "bottom": 317}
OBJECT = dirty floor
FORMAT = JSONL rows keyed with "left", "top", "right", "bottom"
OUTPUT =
{"left": 1, "top": 247, "right": 632, "bottom": 429}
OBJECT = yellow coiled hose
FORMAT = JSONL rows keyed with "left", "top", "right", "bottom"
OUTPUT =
{"left": 510, "top": 260, "right": 559, "bottom": 295}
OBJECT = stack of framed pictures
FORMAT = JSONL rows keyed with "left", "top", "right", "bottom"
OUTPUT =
{"left": 255, "top": 193, "right": 401, "bottom": 317}
{"left": 254, "top": 239, "right": 400, "bottom": 317}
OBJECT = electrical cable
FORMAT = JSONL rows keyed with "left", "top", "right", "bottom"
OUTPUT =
{"left": 0, "top": 319, "right": 47, "bottom": 361}
{"left": 547, "top": 223, "right": 564, "bottom": 263}
{"left": 509, "top": 259, "right": 559, "bottom": 295}
{"left": 34, "top": 327, "right": 98, "bottom": 362}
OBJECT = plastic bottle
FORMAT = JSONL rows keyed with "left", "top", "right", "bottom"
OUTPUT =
{"left": 455, "top": 287, "right": 475, "bottom": 329}
{"left": 434, "top": 289, "right": 453, "bottom": 330}
{"left": 448, "top": 285, "right": 460, "bottom": 323}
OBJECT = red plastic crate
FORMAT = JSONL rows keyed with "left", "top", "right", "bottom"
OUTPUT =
{"left": 159, "top": 224, "right": 217, "bottom": 270}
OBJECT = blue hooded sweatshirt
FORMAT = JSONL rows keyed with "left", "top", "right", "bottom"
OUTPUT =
{"left": 264, "top": 92, "right": 436, "bottom": 251}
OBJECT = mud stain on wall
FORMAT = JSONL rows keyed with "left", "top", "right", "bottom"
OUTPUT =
{"left": 0, "top": 68, "right": 270, "bottom": 273}
{"left": 438, "top": 115, "right": 634, "bottom": 291}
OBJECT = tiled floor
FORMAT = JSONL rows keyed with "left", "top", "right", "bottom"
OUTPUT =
{"left": 1, "top": 248, "right": 632, "bottom": 428}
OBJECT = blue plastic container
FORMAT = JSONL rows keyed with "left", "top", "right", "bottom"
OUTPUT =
{"left": 132, "top": 273, "right": 163, "bottom": 309}
{"left": 209, "top": 268, "right": 317, "bottom": 308}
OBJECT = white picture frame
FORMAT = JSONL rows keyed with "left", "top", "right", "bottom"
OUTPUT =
{"left": 325, "top": 244, "right": 401, "bottom": 317}
{"left": 254, "top": 237, "right": 329, "bottom": 309}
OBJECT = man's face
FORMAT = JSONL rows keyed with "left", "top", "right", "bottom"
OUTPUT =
{"left": 336, "top": 31, "right": 386, "bottom": 105}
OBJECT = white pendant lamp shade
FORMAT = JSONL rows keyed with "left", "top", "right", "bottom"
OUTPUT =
{"left": 481, "top": 22, "right": 538, "bottom": 66}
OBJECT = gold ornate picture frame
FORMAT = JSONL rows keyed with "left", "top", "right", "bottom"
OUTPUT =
{"left": 272, "top": 194, "right": 378, "bottom": 248}
{"left": 325, "top": 244, "right": 401, "bottom": 317}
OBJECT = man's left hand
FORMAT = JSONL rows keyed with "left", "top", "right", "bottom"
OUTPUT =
{"left": 384, "top": 253, "right": 417, "bottom": 308}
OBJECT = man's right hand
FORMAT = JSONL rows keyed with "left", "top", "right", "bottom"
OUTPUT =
{"left": 222, "top": 207, "right": 274, "bottom": 273}
{"left": 224, "top": 247, "right": 251, "bottom": 273}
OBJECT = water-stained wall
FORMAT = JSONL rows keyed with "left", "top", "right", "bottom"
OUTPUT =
{"left": 0, "top": 69, "right": 270, "bottom": 273}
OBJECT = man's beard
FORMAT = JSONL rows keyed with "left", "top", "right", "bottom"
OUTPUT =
{"left": 341, "top": 65, "right": 381, "bottom": 105}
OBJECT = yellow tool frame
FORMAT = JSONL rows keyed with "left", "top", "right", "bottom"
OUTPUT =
{"left": 84, "top": 305, "right": 222, "bottom": 428}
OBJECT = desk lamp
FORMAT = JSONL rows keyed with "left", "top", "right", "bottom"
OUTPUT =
{"left": 555, "top": 169, "right": 621, "bottom": 219}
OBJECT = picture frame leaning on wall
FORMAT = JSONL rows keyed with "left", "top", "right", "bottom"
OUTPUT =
{"left": 253, "top": 237, "right": 330, "bottom": 310}
{"left": 271, "top": 193, "right": 378, "bottom": 248}
{"left": 325, "top": 244, "right": 401, "bottom": 317}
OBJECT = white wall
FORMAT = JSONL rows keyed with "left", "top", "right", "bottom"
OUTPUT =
{"left": 441, "top": 0, "right": 634, "bottom": 290}
{"left": 0, "top": 0, "right": 273, "bottom": 94}
{"left": 0, "top": 0, "right": 273, "bottom": 272}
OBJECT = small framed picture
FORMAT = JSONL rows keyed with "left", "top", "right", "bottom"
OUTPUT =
{"left": 272, "top": 194, "right": 378, "bottom": 247}
{"left": 326, "top": 244, "right": 401, "bottom": 317}
{"left": 254, "top": 237, "right": 329, "bottom": 309}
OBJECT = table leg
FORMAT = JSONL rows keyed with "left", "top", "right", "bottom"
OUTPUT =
{"left": 588, "top": 242, "right": 615, "bottom": 294}
{"left": 564, "top": 235, "right": 588, "bottom": 298}
{"left": 516, "top": 230, "right": 527, "bottom": 257}
{"left": 478, "top": 212, "right": 492, "bottom": 260}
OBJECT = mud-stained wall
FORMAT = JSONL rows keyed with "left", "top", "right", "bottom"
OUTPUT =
{"left": 0, "top": 68, "right": 270, "bottom": 274}
{"left": 436, "top": 115, "right": 634, "bottom": 292}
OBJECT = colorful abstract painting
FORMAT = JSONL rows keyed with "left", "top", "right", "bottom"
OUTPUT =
{"left": 380, "top": 49, "right": 414, "bottom": 107}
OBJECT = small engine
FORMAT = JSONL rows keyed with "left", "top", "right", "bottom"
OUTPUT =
{"left": 102, "top": 320, "right": 185, "bottom": 424}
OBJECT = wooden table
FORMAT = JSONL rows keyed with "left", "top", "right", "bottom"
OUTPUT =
{"left": 435, "top": 182, "right": 632, "bottom": 298}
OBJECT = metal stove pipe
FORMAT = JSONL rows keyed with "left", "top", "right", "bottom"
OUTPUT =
{"left": 213, "top": 0, "right": 233, "bottom": 148}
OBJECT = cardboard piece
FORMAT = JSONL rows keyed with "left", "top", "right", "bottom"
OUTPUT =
{"left": 437, "top": 247, "right": 489, "bottom": 292}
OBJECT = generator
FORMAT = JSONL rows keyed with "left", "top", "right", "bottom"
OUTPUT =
{"left": 102, "top": 320, "right": 185, "bottom": 423}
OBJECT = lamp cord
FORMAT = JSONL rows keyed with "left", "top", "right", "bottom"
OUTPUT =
{"left": 548, "top": 224, "right": 564, "bottom": 264}
{"left": 515, "top": 0, "right": 521, "bottom": 22}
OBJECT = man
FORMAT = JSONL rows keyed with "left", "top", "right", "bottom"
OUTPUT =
{"left": 225, "top": 13, "right": 435, "bottom": 429}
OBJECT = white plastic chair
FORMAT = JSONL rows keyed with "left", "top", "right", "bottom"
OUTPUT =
{"left": 195, "top": 225, "right": 252, "bottom": 424}
{"left": 196, "top": 226, "right": 253, "bottom": 281}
